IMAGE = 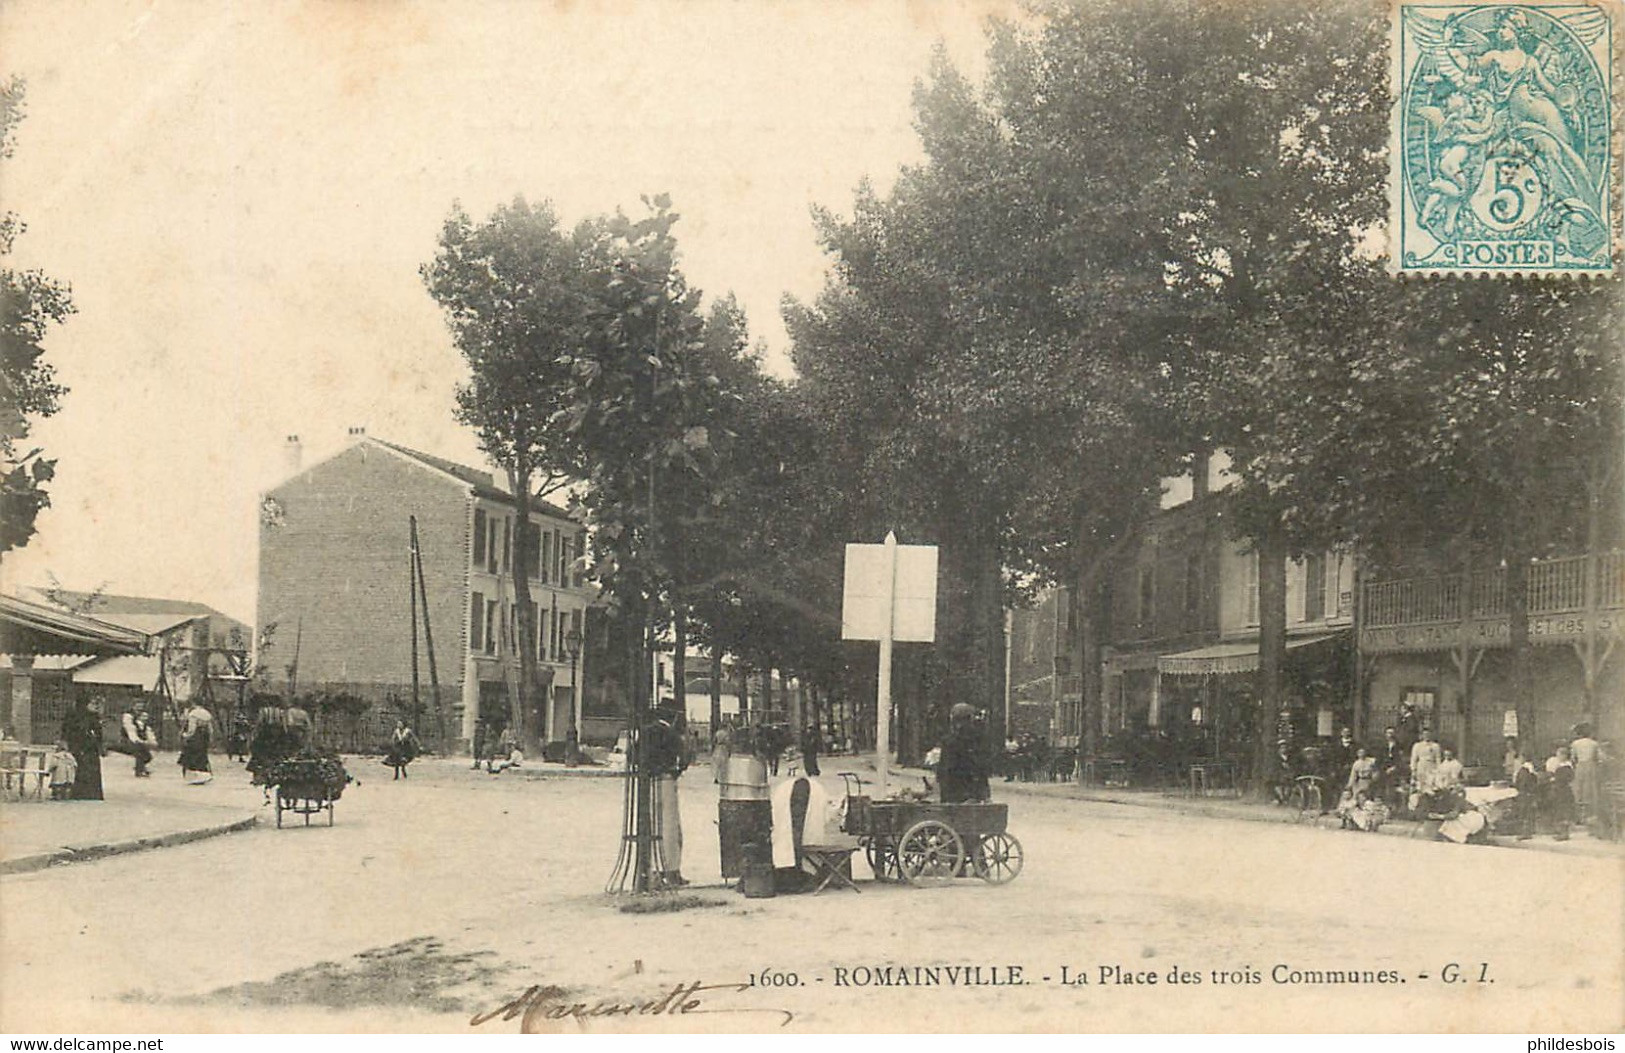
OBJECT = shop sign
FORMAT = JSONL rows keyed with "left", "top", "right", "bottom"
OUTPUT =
{"left": 1360, "top": 612, "right": 1623, "bottom": 654}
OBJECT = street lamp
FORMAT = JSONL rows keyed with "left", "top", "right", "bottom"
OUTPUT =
{"left": 564, "top": 627, "right": 583, "bottom": 740}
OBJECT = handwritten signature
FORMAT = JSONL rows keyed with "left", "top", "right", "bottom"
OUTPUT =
{"left": 471, "top": 980, "right": 795, "bottom": 1031}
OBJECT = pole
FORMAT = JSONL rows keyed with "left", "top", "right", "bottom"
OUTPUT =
{"left": 1004, "top": 608, "right": 1014, "bottom": 741}
{"left": 409, "top": 516, "right": 422, "bottom": 722}
{"left": 571, "top": 646, "right": 581, "bottom": 737}
{"left": 413, "top": 519, "right": 445, "bottom": 746}
{"left": 877, "top": 530, "right": 898, "bottom": 794}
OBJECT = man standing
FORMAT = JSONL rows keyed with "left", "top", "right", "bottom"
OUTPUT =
{"left": 938, "top": 703, "right": 993, "bottom": 804}
{"left": 645, "top": 703, "right": 690, "bottom": 887}
{"left": 121, "top": 701, "right": 158, "bottom": 778}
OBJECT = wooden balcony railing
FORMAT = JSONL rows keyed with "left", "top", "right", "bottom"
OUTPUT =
{"left": 1363, "top": 551, "right": 1625, "bottom": 629}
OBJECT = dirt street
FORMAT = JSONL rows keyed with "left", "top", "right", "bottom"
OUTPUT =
{"left": 3, "top": 755, "right": 1620, "bottom": 1033}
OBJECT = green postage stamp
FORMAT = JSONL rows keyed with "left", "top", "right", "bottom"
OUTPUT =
{"left": 1392, "top": 0, "right": 1619, "bottom": 274}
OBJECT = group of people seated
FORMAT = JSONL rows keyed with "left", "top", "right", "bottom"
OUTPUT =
{"left": 1304, "top": 720, "right": 1612, "bottom": 840}
{"left": 999, "top": 733, "right": 1076, "bottom": 783}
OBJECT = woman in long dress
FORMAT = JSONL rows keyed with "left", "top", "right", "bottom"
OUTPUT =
{"left": 383, "top": 719, "right": 421, "bottom": 780}
{"left": 61, "top": 696, "right": 105, "bottom": 801}
{"left": 247, "top": 699, "right": 288, "bottom": 785}
{"left": 178, "top": 702, "right": 214, "bottom": 784}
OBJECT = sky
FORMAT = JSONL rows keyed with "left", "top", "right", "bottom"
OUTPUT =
{"left": 0, "top": 0, "right": 1015, "bottom": 623}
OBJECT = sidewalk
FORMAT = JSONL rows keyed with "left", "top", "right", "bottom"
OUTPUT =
{"left": 0, "top": 755, "right": 259, "bottom": 876}
{"left": 412, "top": 754, "right": 622, "bottom": 780}
{"left": 814, "top": 752, "right": 1624, "bottom": 861}
{"left": 993, "top": 775, "right": 1625, "bottom": 860}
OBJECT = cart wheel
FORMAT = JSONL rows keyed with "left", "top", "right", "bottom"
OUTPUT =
{"left": 866, "top": 840, "right": 900, "bottom": 881}
{"left": 897, "top": 820, "right": 965, "bottom": 886}
{"left": 973, "top": 833, "right": 1024, "bottom": 884}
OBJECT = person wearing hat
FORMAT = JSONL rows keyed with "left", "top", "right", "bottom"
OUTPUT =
{"left": 937, "top": 703, "right": 992, "bottom": 804}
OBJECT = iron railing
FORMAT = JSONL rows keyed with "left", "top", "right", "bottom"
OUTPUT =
{"left": 1363, "top": 551, "right": 1624, "bottom": 629}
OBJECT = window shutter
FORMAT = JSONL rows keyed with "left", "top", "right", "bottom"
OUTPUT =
{"left": 470, "top": 592, "right": 484, "bottom": 652}
{"left": 473, "top": 510, "right": 486, "bottom": 565}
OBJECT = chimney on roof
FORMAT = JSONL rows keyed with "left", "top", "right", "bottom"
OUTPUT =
{"left": 283, "top": 435, "right": 302, "bottom": 477}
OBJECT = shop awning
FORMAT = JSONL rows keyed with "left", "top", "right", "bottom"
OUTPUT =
{"left": 1158, "top": 633, "right": 1344, "bottom": 677}
{"left": 73, "top": 655, "right": 163, "bottom": 690}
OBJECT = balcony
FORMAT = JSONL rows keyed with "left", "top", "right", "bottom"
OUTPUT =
{"left": 1360, "top": 551, "right": 1625, "bottom": 653}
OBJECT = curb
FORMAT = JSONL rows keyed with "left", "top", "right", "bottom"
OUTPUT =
{"left": 1, "top": 814, "right": 259, "bottom": 876}
{"left": 998, "top": 782, "right": 1623, "bottom": 859}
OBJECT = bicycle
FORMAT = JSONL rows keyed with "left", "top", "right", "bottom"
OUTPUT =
{"left": 1290, "top": 775, "right": 1328, "bottom": 818}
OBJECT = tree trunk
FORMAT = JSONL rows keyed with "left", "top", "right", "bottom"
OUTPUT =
{"left": 1506, "top": 540, "right": 1535, "bottom": 751}
{"left": 1253, "top": 517, "right": 1288, "bottom": 795}
{"left": 979, "top": 534, "right": 1007, "bottom": 738}
{"left": 1078, "top": 565, "right": 1105, "bottom": 761}
{"left": 507, "top": 467, "right": 542, "bottom": 754}
{"left": 710, "top": 649, "right": 723, "bottom": 747}
{"left": 672, "top": 606, "right": 688, "bottom": 715}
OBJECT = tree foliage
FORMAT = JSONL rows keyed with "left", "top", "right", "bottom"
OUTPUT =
{"left": 1, "top": 76, "right": 73, "bottom": 556}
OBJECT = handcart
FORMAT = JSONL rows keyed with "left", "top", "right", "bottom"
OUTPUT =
{"left": 266, "top": 752, "right": 350, "bottom": 828}
{"left": 276, "top": 783, "right": 335, "bottom": 827}
{"left": 838, "top": 773, "right": 1023, "bottom": 885}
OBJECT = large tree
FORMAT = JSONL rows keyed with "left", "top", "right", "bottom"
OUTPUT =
{"left": 0, "top": 76, "right": 72, "bottom": 557}
{"left": 423, "top": 197, "right": 590, "bottom": 749}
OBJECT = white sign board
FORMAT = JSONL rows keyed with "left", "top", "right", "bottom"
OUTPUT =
{"left": 841, "top": 542, "right": 938, "bottom": 642}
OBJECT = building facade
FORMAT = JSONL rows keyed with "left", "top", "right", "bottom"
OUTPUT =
{"left": 1359, "top": 551, "right": 1624, "bottom": 765}
{"left": 256, "top": 435, "right": 594, "bottom": 751}
{"left": 1037, "top": 453, "right": 1622, "bottom": 777}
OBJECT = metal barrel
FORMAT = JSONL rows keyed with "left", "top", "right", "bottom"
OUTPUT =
{"left": 718, "top": 754, "right": 769, "bottom": 801}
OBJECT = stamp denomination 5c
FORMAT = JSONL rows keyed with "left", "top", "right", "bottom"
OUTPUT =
{"left": 1391, "top": 0, "right": 1618, "bottom": 274}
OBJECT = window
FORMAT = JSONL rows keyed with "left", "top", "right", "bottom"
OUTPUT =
{"left": 470, "top": 592, "right": 485, "bottom": 652}
{"left": 484, "top": 600, "right": 498, "bottom": 654}
{"left": 1304, "top": 552, "right": 1326, "bottom": 622}
{"left": 486, "top": 519, "right": 499, "bottom": 574}
{"left": 500, "top": 517, "right": 511, "bottom": 573}
{"left": 540, "top": 531, "right": 553, "bottom": 586}
{"left": 1183, "top": 551, "right": 1203, "bottom": 630}
{"left": 554, "top": 528, "right": 565, "bottom": 582}
{"left": 571, "top": 536, "right": 584, "bottom": 588}
{"left": 538, "top": 608, "right": 551, "bottom": 661}
{"left": 1244, "top": 550, "right": 1260, "bottom": 626}
{"left": 472, "top": 510, "right": 486, "bottom": 566}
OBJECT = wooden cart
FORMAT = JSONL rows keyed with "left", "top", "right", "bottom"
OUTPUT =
{"left": 267, "top": 755, "right": 348, "bottom": 828}
{"left": 839, "top": 775, "right": 1023, "bottom": 885}
{"left": 275, "top": 782, "right": 336, "bottom": 827}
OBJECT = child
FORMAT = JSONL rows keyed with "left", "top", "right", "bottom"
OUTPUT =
{"left": 48, "top": 739, "right": 79, "bottom": 800}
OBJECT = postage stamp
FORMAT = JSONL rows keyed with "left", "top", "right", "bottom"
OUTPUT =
{"left": 1391, "top": 0, "right": 1619, "bottom": 275}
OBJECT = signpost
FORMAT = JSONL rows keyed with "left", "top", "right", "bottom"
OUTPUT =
{"left": 842, "top": 531, "right": 938, "bottom": 794}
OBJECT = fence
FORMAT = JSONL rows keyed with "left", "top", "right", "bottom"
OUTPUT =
{"left": 1363, "top": 551, "right": 1625, "bottom": 629}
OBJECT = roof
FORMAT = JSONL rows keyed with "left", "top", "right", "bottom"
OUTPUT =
{"left": 0, "top": 594, "right": 150, "bottom": 657}
{"left": 73, "top": 655, "right": 162, "bottom": 689}
{"left": 22, "top": 589, "right": 245, "bottom": 632}
{"left": 366, "top": 438, "right": 575, "bottom": 520}
{"left": 91, "top": 612, "right": 200, "bottom": 636}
